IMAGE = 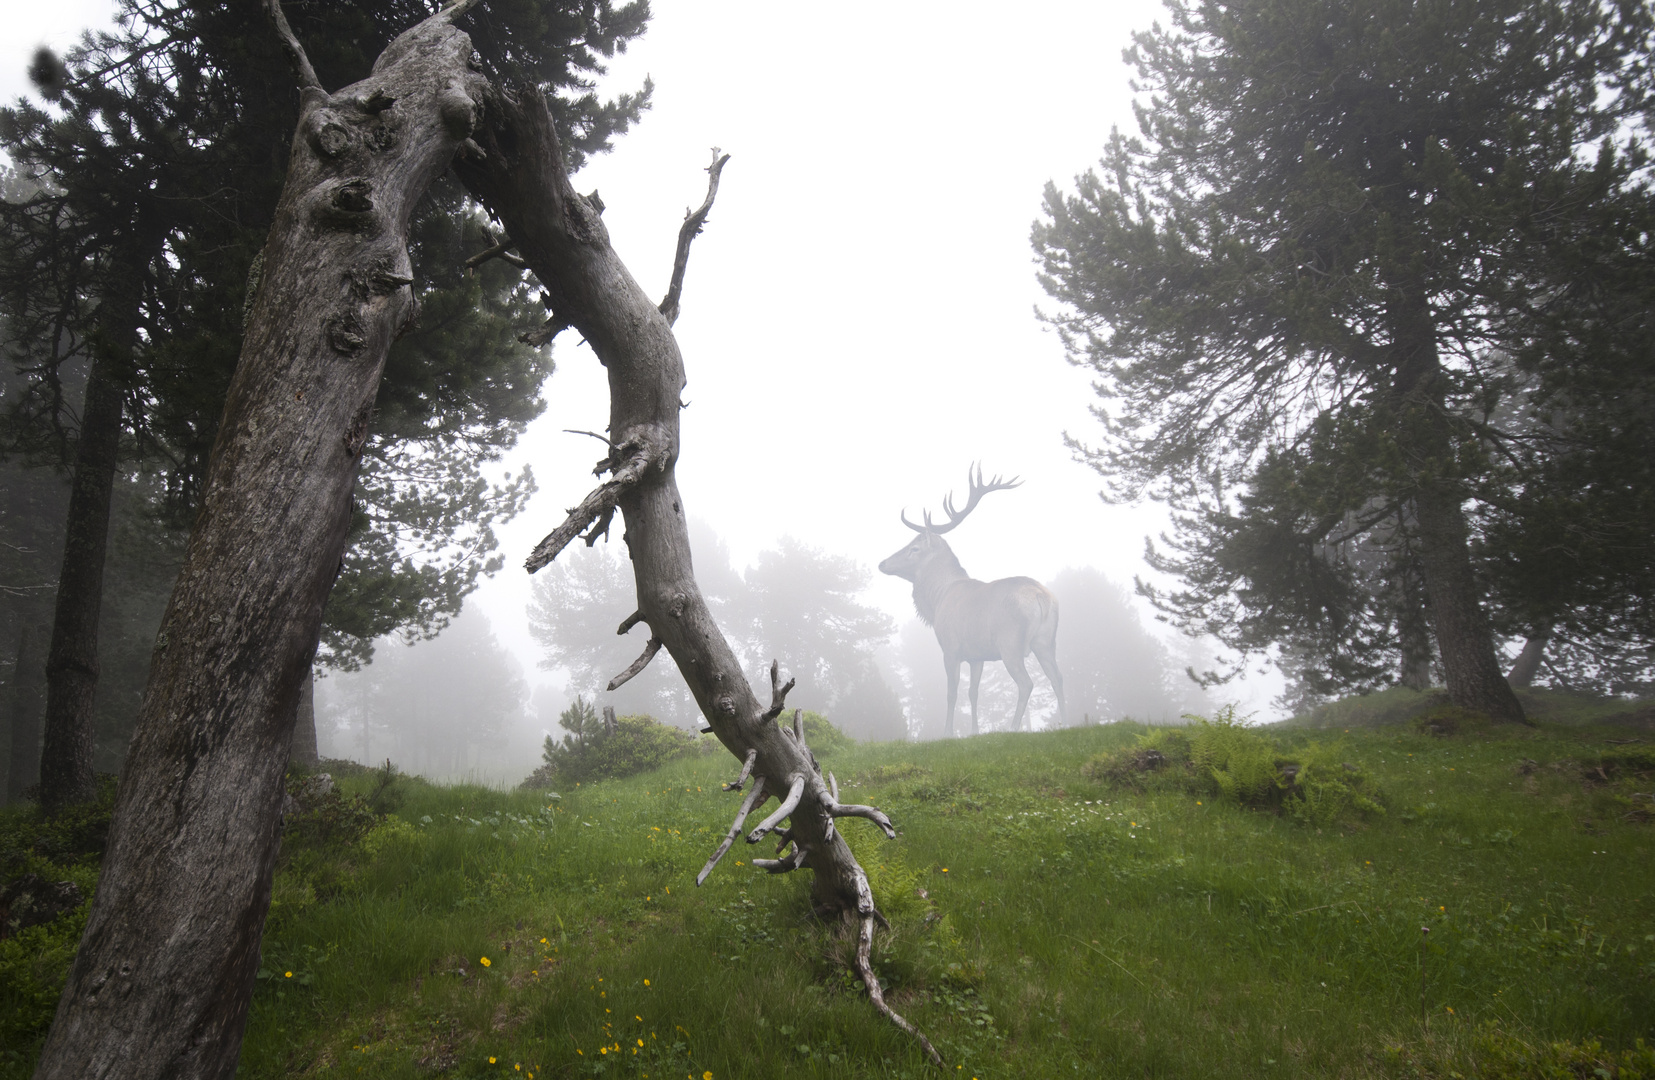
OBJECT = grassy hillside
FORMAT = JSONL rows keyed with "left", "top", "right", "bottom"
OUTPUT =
{"left": 4, "top": 709, "right": 1652, "bottom": 1078}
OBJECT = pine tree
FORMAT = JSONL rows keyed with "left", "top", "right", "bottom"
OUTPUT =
{"left": 1035, "top": 0, "right": 1652, "bottom": 718}
{"left": 0, "top": 0, "right": 649, "bottom": 808}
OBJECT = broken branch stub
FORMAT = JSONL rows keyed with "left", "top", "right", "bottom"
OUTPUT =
{"left": 453, "top": 93, "right": 938, "bottom": 1065}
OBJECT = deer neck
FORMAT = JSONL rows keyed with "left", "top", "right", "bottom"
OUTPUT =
{"left": 911, "top": 545, "right": 968, "bottom": 626}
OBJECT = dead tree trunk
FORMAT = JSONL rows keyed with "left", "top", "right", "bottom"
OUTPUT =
{"left": 32, "top": 7, "right": 488, "bottom": 1075}
{"left": 453, "top": 89, "right": 939, "bottom": 1063}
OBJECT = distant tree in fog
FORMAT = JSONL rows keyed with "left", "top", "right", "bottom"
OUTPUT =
{"left": 527, "top": 543, "right": 702, "bottom": 727}
{"left": 319, "top": 606, "right": 527, "bottom": 779}
{"left": 526, "top": 530, "right": 903, "bottom": 738}
{"left": 735, "top": 537, "right": 905, "bottom": 739}
{"left": 1050, "top": 567, "right": 1197, "bottom": 723}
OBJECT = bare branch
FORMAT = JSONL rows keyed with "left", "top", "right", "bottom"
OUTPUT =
{"left": 856, "top": 915, "right": 944, "bottom": 1067}
{"left": 565, "top": 428, "right": 616, "bottom": 448}
{"left": 747, "top": 774, "right": 805, "bottom": 844}
{"left": 829, "top": 802, "right": 897, "bottom": 840}
{"left": 616, "top": 609, "right": 646, "bottom": 636}
{"left": 524, "top": 430, "right": 667, "bottom": 572}
{"left": 753, "top": 844, "right": 809, "bottom": 874}
{"left": 829, "top": 771, "right": 839, "bottom": 802}
{"left": 265, "top": 0, "right": 322, "bottom": 90}
{"left": 605, "top": 636, "right": 662, "bottom": 691}
{"left": 659, "top": 149, "right": 731, "bottom": 327}
{"left": 579, "top": 504, "right": 615, "bottom": 547}
{"left": 519, "top": 315, "right": 570, "bottom": 348}
{"left": 759, "top": 659, "right": 796, "bottom": 723}
{"left": 697, "top": 777, "right": 768, "bottom": 886}
{"left": 723, "top": 748, "right": 758, "bottom": 791}
{"left": 464, "top": 237, "right": 528, "bottom": 271}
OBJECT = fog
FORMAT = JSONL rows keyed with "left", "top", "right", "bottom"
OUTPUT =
{"left": 317, "top": 530, "right": 1214, "bottom": 787}
{"left": 9, "top": 0, "right": 1288, "bottom": 786}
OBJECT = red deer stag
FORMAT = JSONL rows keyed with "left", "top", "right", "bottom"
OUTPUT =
{"left": 879, "top": 467, "right": 1065, "bottom": 736}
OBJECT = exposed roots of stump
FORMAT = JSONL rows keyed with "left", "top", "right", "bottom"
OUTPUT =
{"left": 854, "top": 914, "right": 944, "bottom": 1068}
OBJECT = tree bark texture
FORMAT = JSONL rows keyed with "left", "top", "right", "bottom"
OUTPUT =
{"left": 8, "top": 622, "right": 45, "bottom": 802}
{"left": 454, "top": 92, "right": 939, "bottom": 1061}
{"left": 1395, "top": 548, "right": 1434, "bottom": 691}
{"left": 287, "top": 668, "right": 319, "bottom": 769}
{"left": 33, "top": 11, "right": 487, "bottom": 1076}
{"left": 1388, "top": 291, "right": 1526, "bottom": 724}
{"left": 38, "top": 351, "right": 126, "bottom": 815}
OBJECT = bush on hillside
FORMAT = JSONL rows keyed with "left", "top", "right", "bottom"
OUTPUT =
{"left": 522, "top": 703, "right": 705, "bottom": 788}
{"left": 1083, "top": 707, "right": 1385, "bottom": 825}
{"left": 784, "top": 710, "right": 854, "bottom": 758}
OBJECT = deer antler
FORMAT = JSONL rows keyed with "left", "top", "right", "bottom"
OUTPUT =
{"left": 901, "top": 463, "right": 1020, "bottom": 534}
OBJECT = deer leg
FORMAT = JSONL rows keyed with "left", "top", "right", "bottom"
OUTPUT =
{"left": 1005, "top": 654, "right": 1035, "bottom": 731}
{"left": 968, "top": 661, "right": 984, "bottom": 737}
{"left": 1033, "top": 640, "right": 1067, "bottom": 727}
{"left": 943, "top": 655, "right": 961, "bottom": 739}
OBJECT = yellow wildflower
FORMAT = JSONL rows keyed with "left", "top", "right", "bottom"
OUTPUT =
{"left": 480, "top": 957, "right": 491, "bottom": 967}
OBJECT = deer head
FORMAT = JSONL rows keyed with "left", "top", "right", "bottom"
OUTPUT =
{"left": 877, "top": 465, "right": 1020, "bottom": 582}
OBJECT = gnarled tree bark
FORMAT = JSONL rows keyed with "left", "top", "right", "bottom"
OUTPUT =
{"left": 33, "top": 6, "right": 488, "bottom": 1075}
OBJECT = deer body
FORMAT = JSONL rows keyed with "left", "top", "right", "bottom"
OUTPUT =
{"left": 879, "top": 471, "right": 1065, "bottom": 736}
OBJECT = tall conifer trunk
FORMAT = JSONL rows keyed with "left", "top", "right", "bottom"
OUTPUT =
{"left": 38, "top": 346, "right": 127, "bottom": 814}
{"left": 1390, "top": 291, "right": 1526, "bottom": 724}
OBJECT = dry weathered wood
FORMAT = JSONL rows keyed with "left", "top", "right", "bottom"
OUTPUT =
{"left": 697, "top": 776, "right": 767, "bottom": 886}
{"left": 658, "top": 149, "right": 729, "bottom": 327}
{"left": 453, "top": 93, "right": 938, "bottom": 1062}
{"left": 605, "top": 635, "right": 662, "bottom": 690}
{"left": 723, "top": 746, "right": 758, "bottom": 791}
{"left": 857, "top": 914, "right": 943, "bottom": 1067}
{"left": 32, "top": 7, "right": 488, "bottom": 1076}
{"left": 746, "top": 773, "right": 804, "bottom": 843}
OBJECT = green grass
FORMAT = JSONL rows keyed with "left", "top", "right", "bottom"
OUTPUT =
{"left": 4, "top": 711, "right": 1653, "bottom": 1079}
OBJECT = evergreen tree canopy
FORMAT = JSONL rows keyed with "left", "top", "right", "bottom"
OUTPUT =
{"left": 0, "top": 0, "right": 651, "bottom": 665}
{"left": 1034, "top": 0, "right": 1653, "bottom": 707}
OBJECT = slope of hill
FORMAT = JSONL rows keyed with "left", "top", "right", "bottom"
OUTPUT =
{"left": 4, "top": 711, "right": 1652, "bottom": 1078}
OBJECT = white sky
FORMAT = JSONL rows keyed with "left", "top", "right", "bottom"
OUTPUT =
{"left": 4, "top": 0, "right": 1286, "bottom": 719}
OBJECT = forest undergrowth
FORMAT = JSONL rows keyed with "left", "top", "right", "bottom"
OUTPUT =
{"left": 2, "top": 696, "right": 1652, "bottom": 1079}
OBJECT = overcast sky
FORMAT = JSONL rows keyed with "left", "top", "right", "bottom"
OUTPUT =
{"left": 4, "top": 1, "right": 1286, "bottom": 719}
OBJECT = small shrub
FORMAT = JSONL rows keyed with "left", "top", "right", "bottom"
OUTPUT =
{"left": 1084, "top": 707, "right": 1385, "bottom": 825}
{"left": 282, "top": 778, "right": 380, "bottom": 849}
{"left": 528, "top": 708, "right": 703, "bottom": 786}
{"left": 790, "top": 711, "right": 854, "bottom": 757}
{"left": 1473, "top": 1025, "right": 1655, "bottom": 1079}
{"left": 1189, "top": 707, "right": 1293, "bottom": 810}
